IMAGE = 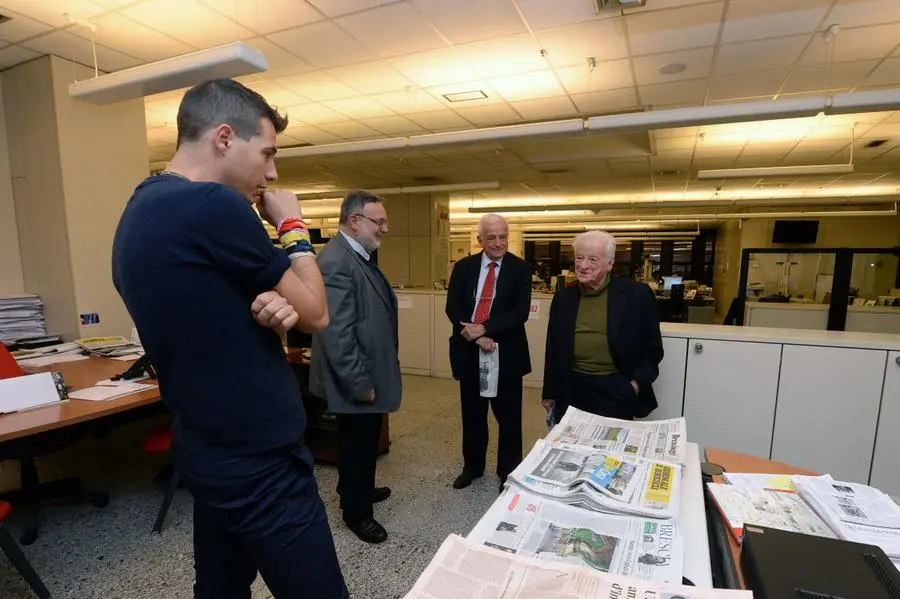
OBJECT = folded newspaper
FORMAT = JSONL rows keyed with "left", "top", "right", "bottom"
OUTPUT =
{"left": 405, "top": 534, "right": 750, "bottom": 599}
{"left": 508, "top": 439, "right": 681, "bottom": 519}
{"left": 76, "top": 336, "right": 144, "bottom": 358}
{"left": 548, "top": 406, "right": 687, "bottom": 465}
{"left": 792, "top": 474, "right": 900, "bottom": 559}
{"left": 468, "top": 489, "right": 684, "bottom": 583}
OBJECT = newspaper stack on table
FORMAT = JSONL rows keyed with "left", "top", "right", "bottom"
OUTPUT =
{"left": 507, "top": 438, "right": 681, "bottom": 519}
{"left": 548, "top": 406, "right": 688, "bottom": 465}
{"left": 76, "top": 336, "right": 144, "bottom": 359}
{"left": 405, "top": 534, "right": 750, "bottom": 599}
{"left": 792, "top": 474, "right": 900, "bottom": 564}
{"left": 468, "top": 488, "right": 684, "bottom": 583}
{"left": 0, "top": 294, "right": 46, "bottom": 344}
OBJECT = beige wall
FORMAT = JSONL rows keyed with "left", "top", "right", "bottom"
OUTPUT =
{"left": 0, "top": 77, "right": 23, "bottom": 295}
{"left": 740, "top": 216, "right": 900, "bottom": 249}
{"left": 1, "top": 55, "right": 148, "bottom": 340}
{"left": 379, "top": 192, "right": 450, "bottom": 287}
{"left": 713, "top": 219, "right": 742, "bottom": 318}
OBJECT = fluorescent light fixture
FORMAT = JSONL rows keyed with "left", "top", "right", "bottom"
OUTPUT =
{"left": 408, "top": 119, "right": 585, "bottom": 148}
{"left": 826, "top": 89, "right": 900, "bottom": 115}
{"left": 696, "top": 163, "right": 854, "bottom": 180}
{"left": 443, "top": 90, "right": 488, "bottom": 102}
{"left": 294, "top": 181, "right": 500, "bottom": 200}
{"left": 69, "top": 42, "right": 267, "bottom": 105}
{"left": 278, "top": 137, "right": 407, "bottom": 158}
{"left": 586, "top": 97, "right": 824, "bottom": 133}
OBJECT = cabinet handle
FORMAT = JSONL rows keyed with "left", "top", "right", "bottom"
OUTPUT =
{"left": 695, "top": 343, "right": 703, "bottom": 353}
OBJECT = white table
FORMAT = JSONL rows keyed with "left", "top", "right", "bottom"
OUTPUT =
{"left": 681, "top": 441, "right": 712, "bottom": 587}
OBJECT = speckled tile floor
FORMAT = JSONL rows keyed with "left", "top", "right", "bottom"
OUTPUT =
{"left": 0, "top": 375, "right": 547, "bottom": 598}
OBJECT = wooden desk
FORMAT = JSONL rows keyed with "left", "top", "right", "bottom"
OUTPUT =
{"left": 1, "top": 357, "right": 160, "bottom": 444}
{"left": 704, "top": 448, "right": 818, "bottom": 589}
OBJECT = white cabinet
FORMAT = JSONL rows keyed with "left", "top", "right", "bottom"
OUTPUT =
{"left": 396, "top": 293, "right": 432, "bottom": 375}
{"left": 646, "top": 337, "right": 687, "bottom": 421}
{"left": 771, "top": 345, "right": 886, "bottom": 483}
{"left": 523, "top": 297, "right": 550, "bottom": 387}
{"left": 683, "top": 339, "right": 781, "bottom": 459}
{"left": 430, "top": 294, "right": 453, "bottom": 379}
{"left": 870, "top": 351, "right": 900, "bottom": 495}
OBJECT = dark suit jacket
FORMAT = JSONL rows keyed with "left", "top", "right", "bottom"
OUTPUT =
{"left": 542, "top": 277, "right": 664, "bottom": 419}
{"left": 445, "top": 252, "right": 532, "bottom": 382}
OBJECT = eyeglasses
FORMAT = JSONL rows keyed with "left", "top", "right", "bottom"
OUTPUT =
{"left": 353, "top": 213, "right": 389, "bottom": 229}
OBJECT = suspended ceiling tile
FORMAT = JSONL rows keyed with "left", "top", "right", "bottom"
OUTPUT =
{"left": 289, "top": 102, "right": 351, "bottom": 125}
{"left": 321, "top": 96, "right": 398, "bottom": 119}
{"left": 0, "top": 0, "right": 106, "bottom": 28}
{"left": 306, "top": 0, "right": 396, "bottom": 18}
{"left": 0, "top": 44, "right": 39, "bottom": 68}
{"left": 328, "top": 60, "right": 414, "bottom": 95}
{"left": 569, "top": 88, "right": 639, "bottom": 114}
{"left": 799, "top": 23, "right": 900, "bottom": 66}
{"left": 200, "top": 0, "right": 323, "bottom": 35}
{"left": 405, "top": 109, "right": 473, "bottom": 131}
{"left": 626, "top": 2, "right": 723, "bottom": 56}
{"left": 633, "top": 47, "right": 714, "bottom": 86}
{"left": 336, "top": 2, "right": 447, "bottom": 58}
{"left": 508, "top": 95, "right": 577, "bottom": 120}
{"left": 638, "top": 79, "right": 708, "bottom": 107}
{"left": 246, "top": 81, "right": 307, "bottom": 109}
{"left": 371, "top": 88, "right": 448, "bottom": 113}
{"left": 489, "top": 70, "right": 566, "bottom": 103}
{"left": 245, "top": 37, "right": 315, "bottom": 79}
{"left": 273, "top": 72, "right": 359, "bottom": 102}
{"left": 317, "top": 121, "right": 384, "bottom": 139}
{"left": 389, "top": 47, "right": 479, "bottom": 88}
{"left": 826, "top": 0, "right": 900, "bottom": 29}
{"left": 455, "top": 33, "right": 547, "bottom": 79}
{"left": 0, "top": 10, "right": 52, "bottom": 44}
{"left": 535, "top": 18, "right": 629, "bottom": 69}
{"left": 452, "top": 103, "right": 523, "bottom": 126}
{"left": 23, "top": 30, "right": 140, "bottom": 72}
{"left": 122, "top": 0, "right": 254, "bottom": 48}
{"left": 864, "top": 57, "right": 900, "bottom": 88}
{"left": 516, "top": 0, "right": 606, "bottom": 30}
{"left": 556, "top": 59, "right": 634, "bottom": 95}
{"left": 75, "top": 12, "right": 195, "bottom": 62}
{"left": 722, "top": 0, "right": 830, "bottom": 44}
{"left": 782, "top": 60, "right": 879, "bottom": 94}
{"left": 707, "top": 69, "right": 787, "bottom": 102}
{"left": 281, "top": 123, "right": 345, "bottom": 143}
{"left": 268, "top": 21, "right": 370, "bottom": 68}
{"left": 411, "top": 0, "right": 526, "bottom": 44}
{"left": 714, "top": 35, "right": 810, "bottom": 75}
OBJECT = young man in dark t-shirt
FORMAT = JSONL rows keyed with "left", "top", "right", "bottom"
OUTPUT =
{"left": 112, "top": 79, "right": 348, "bottom": 598}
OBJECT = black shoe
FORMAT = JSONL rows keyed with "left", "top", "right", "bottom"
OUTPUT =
{"left": 344, "top": 517, "right": 387, "bottom": 544}
{"left": 499, "top": 475, "right": 508, "bottom": 495}
{"left": 453, "top": 470, "right": 483, "bottom": 489}
{"left": 373, "top": 487, "right": 391, "bottom": 504}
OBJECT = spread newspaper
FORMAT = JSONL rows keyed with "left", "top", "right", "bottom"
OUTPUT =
{"left": 706, "top": 482, "right": 836, "bottom": 543}
{"left": 468, "top": 489, "right": 684, "bottom": 583}
{"left": 405, "top": 534, "right": 751, "bottom": 599}
{"left": 548, "top": 407, "right": 687, "bottom": 465}
{"left": 792, "top": 474, "right": 900, "bottom": 559}
{"left": 508, "top": 439, "right": 681, "bottom": 519}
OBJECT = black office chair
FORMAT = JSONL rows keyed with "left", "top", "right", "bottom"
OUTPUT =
{"left": 0, "top": 500, "right": 51, "bottom": 598}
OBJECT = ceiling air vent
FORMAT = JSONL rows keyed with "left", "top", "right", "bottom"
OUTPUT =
{"left": 538, "top": 168, "right": 572, "bottom": 175}
{"left": 595, "top": 0, "right": 647, "bottom": 11}
{"left": 865, "top": 139, "right": 889, "bottom": 148}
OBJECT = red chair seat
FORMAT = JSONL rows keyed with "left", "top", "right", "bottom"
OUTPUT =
{"left": 0, "top": 343, "right": 24, "bottom": 380}
{"left": 143, "top": 427, "right": 173, "bottom": 453}
{"left": 0, "top": 500, "right": 12, "bottom": 523}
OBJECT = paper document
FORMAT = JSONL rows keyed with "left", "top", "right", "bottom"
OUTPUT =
{"left": 706, "top": 483, "right": 836, "bottom": 543}
{"left": 17, "top": 353, "right": 89, "bottom": 367}
{"left": 404, "top": 534, "right": 751, "bottom": 599}
{"left": 0, "top": 372, "right": 65, "bottom": 413}
{"left": 549, "top": 406, "right": 687, "bottom": 465}
{"left": 69, "top": 382, "right": 155, "bottom": 402}
{"left": 468, "top": 489, "right": 684, "bottom": 583}
{"left": 722, "top": 472, "right": 798, "bottom": 492}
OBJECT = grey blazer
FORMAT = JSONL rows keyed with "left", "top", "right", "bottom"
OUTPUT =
{"left": 309, "top": 233, "right": 402, "bottom": 414}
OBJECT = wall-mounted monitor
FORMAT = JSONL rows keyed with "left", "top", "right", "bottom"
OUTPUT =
{"left": 772, "top": 220, "right": 819, "bottom": 244}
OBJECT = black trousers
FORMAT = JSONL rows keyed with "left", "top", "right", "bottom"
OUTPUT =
{"left": 563, "top": 371, "right": 636, "bottom": 421}
{"left": 459, "top": 376, "right": 523, "bottom": 479}
{"left": 181, "top": 446, "right": 349, "bottom": 599}
{"left": 337, "top": 412, "right": 383, "bottom": 521}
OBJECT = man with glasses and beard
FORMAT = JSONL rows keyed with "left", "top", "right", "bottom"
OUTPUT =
{"left": 310, "top": 191, "right": 401, "bottom": 544}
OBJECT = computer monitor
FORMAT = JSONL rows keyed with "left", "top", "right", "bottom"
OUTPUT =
{"left": 662, "top": 276, "right": 683, "bottom": 290}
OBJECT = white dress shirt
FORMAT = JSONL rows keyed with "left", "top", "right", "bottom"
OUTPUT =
{"left": 340, "top": 230, "right": 370, "bottom": 261}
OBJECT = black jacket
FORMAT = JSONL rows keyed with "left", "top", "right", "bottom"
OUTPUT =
{"left": 542, "top": 277, "right": 664, "bottom": 418}
{"left": 445, "top": 252, "right": 532, "bottom": 382}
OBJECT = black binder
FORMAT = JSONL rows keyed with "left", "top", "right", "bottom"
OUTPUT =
{"left": 741, "top": 525, "right": 900, "bottom": 599}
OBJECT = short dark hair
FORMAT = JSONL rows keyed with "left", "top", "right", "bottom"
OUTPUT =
{"left": 340, "top": 191, "right": 384, "bottom": 224}
{"left": 176, "top": 78, "right": 288, "bottom": 148}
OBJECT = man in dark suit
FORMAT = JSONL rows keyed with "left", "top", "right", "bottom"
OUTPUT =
{"left": 542, "top": 230, "right": 663, "bottom": 422}
{"left": 310, "top": 191, "right": 402, "bottom": 544}
{"left": 446, "top": 214, "right": 532, "bottom": 493}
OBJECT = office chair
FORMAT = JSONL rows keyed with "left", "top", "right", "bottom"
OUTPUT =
{"left": 0, "top": 341, "right": 25, "bottom": 380}
{"left": 0, "top": 501, "right": 51, "bottom": 598}
{"left": 142, "top": 426, "right": 179, "bottom": 533}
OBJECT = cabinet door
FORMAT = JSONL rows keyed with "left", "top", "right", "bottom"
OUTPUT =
{"left": 523, "top": 297, "right": 551, "bottom": 387}
{"left": 397, "top": 294, "right": 431, "bottom": 374}
{"left": 771, "top": 345, "right": 885, "bottom": 483}
{"left": 683, "top": 339, "right": 781, "bottom": 459}
{"left": 645, "top": 337, "right": 687, "bottom": 421}
{"left": 868, "top": 351, "right": 900, "bottom": 494}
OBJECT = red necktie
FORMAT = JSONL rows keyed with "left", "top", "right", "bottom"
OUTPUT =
{"left": 473, "top": 261, "right": 496, "bottom": 324}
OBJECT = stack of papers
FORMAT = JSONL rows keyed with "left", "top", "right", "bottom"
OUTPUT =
{"left": 69, "top": 381, "right": 156, "bottom": 402}
{"left": 468, "top": 488, "right": 684, "bottom": 583}
{"left": 14, "top": 342, "right": 88, "bottom": 367}
{"left": 76, "top": 336, "right": 144, "bottom": 359}
{"left": 404, "top": 535, "right": 750, "bottom": 599}
{"left": 0, "top": 294, "right": 46, "bottom": 344}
